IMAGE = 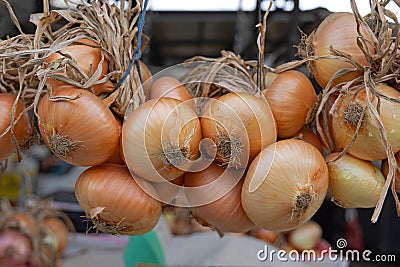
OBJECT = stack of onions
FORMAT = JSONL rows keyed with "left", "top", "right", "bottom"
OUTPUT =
{"left": 242, "top": 139, "right": 329, "bottom": 231}
{"left": 0, "top": 94, "right": 32, "bottom": 162}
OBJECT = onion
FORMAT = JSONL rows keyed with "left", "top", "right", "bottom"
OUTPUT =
{"left": 381, "top": 153, "right": 400, "bottom": 193}
{"left": 185, "top": 163, "right": 254, "bottom": 233}
{"left": 242, "top": 139, "right": 329, "bottom": 232}
{"left": 332, "top": 83, "right": 400, "bottom": 160}
{"left": 140, "top": 61, "right": 153, "bottom": 99}
{"left": 105, "top": 115, "right": 125, "bottom": 165}
{"left": 294, "top": 127, "right": 323, "bottom": 154}
{"left": 308, "top": 12, "right": 372, "bottom": 88}
{"left": 287, "top": 221, "right": 322, "bottom": 251}
{"left": 250, "top": 227, "right": 279, "bottom": 244}
{"left": 45, "top": 38, "right": 114, "bottom": 95}
{"left": 201, "top": 92, "right": 276, "bottom": 168}
{"left": 0, "top": 94, "right": 32, "bottom": 162}
{"left": 122, "top": 98, "right": 202, "bottom": 182}
{"left": 149, "top": 76, "right": 192, "bottom": 102}
{"left": 38, "top": 87, "right": 119, "bottom": 166}
{"left": 75, "top": 164, "right": 162, "bottom": 235}
{"left": 151, "top": 175, "right": 185, "bottom": 205}
{"left": 3, "top": 212, "right": 39, "bottom": 236}
{"left": 0, "top": 230, "right": 32, "bottom": 266}
{"left": 42, "top": 217, "right": 69, "bottom": 255}
{"left": 326, "top": 153, "right": 385, "bottom": 208}
{"left": 263, "top": 70, "right": 317, "bottom": 138}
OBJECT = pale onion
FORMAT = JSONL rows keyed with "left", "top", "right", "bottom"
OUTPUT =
{"left": 38, "top": 87, "right": 119, "bottom": 166}
{"left": 294, "top": 127, "right": 323, "bottom": 154}
{"left": 149, "top": 76, "right": 192, "bottom": 102}
{"left": 381, "top": 153, "right": 400, "bottom": 193}
{"left": 201, "top": 92, "right": 276, "bottom": 168}
{"left": 75, "top": 164, "right": 162, "bottom": 235}
{"left": 263, "top": 70, "right": 317, "bottom": 138}
{"left": 250, "top": 227, "right": 279, "bottom": 244}
{"left": 45, "top": 38, "right": 114, "bottom": 95}
{"left": 308, "top": 12, "right": 372, "bottom": 88}
{"left": 242, "top": 139, "right": 329, "bottom": 232}
{"left": 122, "top": 98, "right": 202, "bottom": 182}
{"left": 0, "top": 230, "right": 32, "bottom": 267}
{"left": 185, "top": 163, "right": 254, "bottom": 233}
{"left": 332, "top": 83, "right": 400, "bottom": 160}
{"left": 326, "top": 153, "right": 385, "bottom": 208}
{"left": 287, "top": 221, "right": 323, "bottom": 251}
{"left": 0, "top": 94, "right": 32, "bottom": 162}
{"left": 253, "top": 71, "right": 279, "bottom": 90}
{"left": 42, "top": 217, "right": 69, "bottom": 256}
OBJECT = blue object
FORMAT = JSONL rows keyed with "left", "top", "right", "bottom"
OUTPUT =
{"left": 123, "top": 230, "right": 165, "bottom": 267}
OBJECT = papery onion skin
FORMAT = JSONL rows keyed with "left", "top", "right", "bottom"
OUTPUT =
{"left": 201, "top": 92, "right": 276, "bottom": 168}
{"left": 309, "top": 12, "right": 372, "bottom": 88}
{"left": 149, "top": 76, "right": 192, "bottom": 102}
{"left": 185, "top": 163, "right": 254, "bottom": 233}
{"left": 38, "top": 87, "right": 119, "bottom": 166}
{"left": 288, "top": 221, "right": 322, "bottom": 251}
{"left": 151, "top": 175, "right": 185, "bottom": 206}
{"left": 122, "top": 98, "right": 202, "bottom": 182}
{"left": 42, "top": 217, "right": 69, "bottom": 255}
{"left": 332, "top": 83, "right": 400, "bottom": 161}
{"left": 381, "top": 153, "right": 400, "bottom": 193}
{"left": 105, "top": 115, "right": 125, "bottom": 165}
{"left": 140, "top": 61, "right": 153, "bottom": 99}
{"left": 326, "top": 153, "right": 385, "bottom": 208}
{"left": 242, "top": 139, "right": 328, "bottom": 232}
{"left": 45, "top": 38, "right": 113, "bottom": 95}
{"left": 0, "top": 94, "right": 32, "bottom": 162}
{"left": 75, "top": 164, "right": 162, "bottom": 236}
{"left": 0, "top": 230, "right": 32, "bottom": 266}
{"left": 263, "top": 70, "right": 317, "bottom": 138}
{"left": 294, "top": 127, "right": 323, "bottom": 154}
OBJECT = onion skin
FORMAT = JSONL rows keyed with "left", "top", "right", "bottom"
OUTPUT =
{"left": 332, "top": 83, "right": 400, "bottom": 161}
{"left": 105, "top": 115, "right": 125, "bottom": 165}
{"left": 122, "top": 98, "right": 202, "bottom": 182}
{"left": 326, "top": 153, "right": 385, "bottom": 208}
{"left": 263, "top": 70, "right": 317, "bottom": 138}
{"left": 38, "top": 87, "right": 119, "bottom": 166}
{"left": 294, "top": 127, "right": 323, "bottom": 154}
{"left": 0, "top": 230, "right": 32, "bottom": 266}
{"left": 151, "top": 175, "right": 184, "bottom": 206}
{"left": 75, "top": 164, "right": 162, "bottom": 236}
{"left": 242, "top": 139, "right": 329, "bottom": 232}
{"left": 3, "top": 212, "right": 39, "bottom": 236}
{"left": 309, "top": 12, "right": 372, "bottom": 88}
{"left": 149, "top": 76, "right": 192, "bottom": 102}
{"left": 185, "top": 163, "right": 254, "bottom": 233}
{"left": 0, "top": 94, "right": 32, "bottom": 162}
{"left": 140, "top": 61, "right": 153, "bottom": 99}
{"left": 288, "top": 221, "right": 322, "bottom": 251}
{"left": 381, "top": 154, "right": 400, "bottom": 193}
{"left": 45, "top": 38, "right": 113, "bottom": 95}
{"left": 201, "top": 92, "right": 276, "bottom": 168}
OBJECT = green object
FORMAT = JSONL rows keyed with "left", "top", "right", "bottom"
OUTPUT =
{"left": 123, "top": 230, "right": 165, "bottom": 267}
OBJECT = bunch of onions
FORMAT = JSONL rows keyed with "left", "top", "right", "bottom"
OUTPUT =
{"left": 149, "top": 76, "right": 193, "bottom": 102}
{"left": 0, "top": 230, "right": 32, "bottom": 267}
{"left": 201, "top": 92, "right": 276, "bottom": 168}
{"left": 122, "top": 97, "right": 202, "bottom": 182}
{"left": 331, "top": 83, "right": 400, "bottom": 161}
{"left": 287, "top": 221, "right": 323, "bottom": 251}
{"left": 75, "top": 164, "right": 162, "bottom": 235}
{"left": 326, "top": 153, "right": 385, "bottom": 208}
{"left": 242, "top": 139, "right": 329, "bottom": 232}
{"left": 0, "top": 94, "right": 32, "bottom": 162}
{"left": 45, "top": 38, "right": 114, "bottom": 96}
{"left": 381, "top": 152, "right": 400, "bottom": 193}
{"left": 38, "top": 87, "right": 119, "bottom": 166}
{"left": 305, "top": 12, "right": 372, "bottom": 88}
{"left": 263, "top": 70, "right": 317, "bottom": 138}
{"left": 184, "top": 163, "right": 254, "bottom": 233}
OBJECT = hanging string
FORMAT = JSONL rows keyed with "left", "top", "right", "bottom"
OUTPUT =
{"left": 115, "top": 0, "right": 149, "bottom": 90}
